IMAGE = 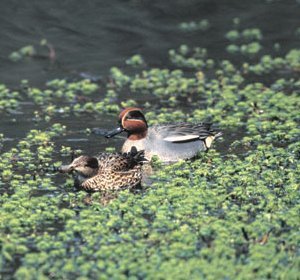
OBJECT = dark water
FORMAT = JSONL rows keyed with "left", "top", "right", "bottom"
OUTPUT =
{"left": 0, "top": 0, "right": 300, "bottom": 156}
{"left": 1, "top": 0, "right": 299, "bottom": 86}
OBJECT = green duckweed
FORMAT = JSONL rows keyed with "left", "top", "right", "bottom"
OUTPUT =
{"left": 0, "top": 9, "right": 300, "bottom": 280}
{"left": 178, "top": 19, "right": 210, "bottom": 32}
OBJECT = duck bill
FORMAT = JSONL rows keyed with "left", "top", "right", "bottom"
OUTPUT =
{"left": 105, "top": 127, "right": 124, "bottom": 138}
{"left": 58, "top": 164, "right": 73, "bottom": 173}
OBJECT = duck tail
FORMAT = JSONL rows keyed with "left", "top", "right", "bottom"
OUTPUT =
{"left": 124, "top": 146, "right": 147, "bottom": 164}
{"left": 132, "top": 150, "right": 147, "bottom": 163}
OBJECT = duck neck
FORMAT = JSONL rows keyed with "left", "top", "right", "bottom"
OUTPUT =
{"left": 80, "top": 167, "right": 98, "bottom": 178}
{"left": 128, "top": 130, "right": 147, "bottom": 140}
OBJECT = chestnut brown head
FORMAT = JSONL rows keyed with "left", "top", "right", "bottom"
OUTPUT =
{"left": 105, "top": 107, "right": 148, "bottom": 140}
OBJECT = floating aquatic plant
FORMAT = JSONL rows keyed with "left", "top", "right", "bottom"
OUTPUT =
{"left": 9, "top": 45, "right": 36, "bottom": 62}
{"left": 178, "top": 19, "right": 210, "bottom": 32}
{"left": 126, "top": 54, "right": 145, "bottom": 67}
{"left": 0, "top": 84, "right": 20, "bottom": 112}
{"left": 226, "top": 28, "right": 263, "bottom": 56}
{"left": 1, "top": 7, "right": 300, "bottom": 279}
{"left": 169, "top": 45, "right": 214, "bottom": 69}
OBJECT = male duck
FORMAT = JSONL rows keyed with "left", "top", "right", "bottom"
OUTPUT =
{"left": 58, "top": 150, "right": 145, "bottom": 191}
{"left": 105, "top": 107, "right": 222, "bottom": 162}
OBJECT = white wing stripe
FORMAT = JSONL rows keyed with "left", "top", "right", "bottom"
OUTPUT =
{"left": 163, "top": 135, "right": 199, "bottom": 142}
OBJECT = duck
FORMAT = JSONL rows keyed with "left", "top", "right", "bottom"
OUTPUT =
{"left": 58, "top": 149, "right": 145, "bottom": 191}
{"left": 105, "top": 107, "right": 222, "bottom": 162}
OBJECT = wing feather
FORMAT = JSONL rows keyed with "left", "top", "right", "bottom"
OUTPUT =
{"left": 152, "top": 123, "right": 219, "bottom": 143}
{"left": 163, "top": 135, "right": 200, "bottom": 142}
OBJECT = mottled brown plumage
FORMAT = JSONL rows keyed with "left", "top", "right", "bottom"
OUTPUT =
{"left": 58, "top": 150, "right": 145, "bottom": 191}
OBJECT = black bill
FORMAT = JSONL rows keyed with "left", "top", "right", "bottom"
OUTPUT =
{"left": 105, "top": 127, "right": 124, "bottom": 138}
{"left": 57, "top": 164, "right": 73, "bottom": 173}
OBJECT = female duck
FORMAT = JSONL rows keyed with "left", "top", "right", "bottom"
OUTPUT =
{"left": 105, "top": 107, "right": 221, "bottom": 162}
{"left": 58, "top": 150, "right": 145, "bottom": 191}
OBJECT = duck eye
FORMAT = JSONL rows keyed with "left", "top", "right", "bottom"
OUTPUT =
{"left": 85, "top": 158, "right": 99, "bottom": 168}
